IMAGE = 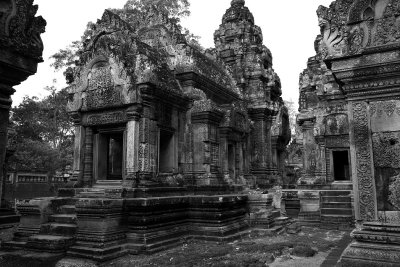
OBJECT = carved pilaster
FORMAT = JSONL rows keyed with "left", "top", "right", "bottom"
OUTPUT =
{"left": 349, "top": 101, "right": 377, "bottom": 222}
{"left": 126, "top": 120, "right": 140, "bottom": 181}
{"left": 72, "top": 125, "right": 85, "bottom": 184}
{"left": 83, "top": 127, "right": 94, "bottom": 187}
{"left": 300, "top": 119, "right": 318, "bottom": 181}
{"left": 125, "top": 105, "right": 142, "bottom": 183}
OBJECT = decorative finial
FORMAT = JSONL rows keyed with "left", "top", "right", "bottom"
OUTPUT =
{"left": 231, "top": 0, "right": 245, "bottom": 7}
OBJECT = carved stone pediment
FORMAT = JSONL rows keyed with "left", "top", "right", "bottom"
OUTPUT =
{"left": 316, "top": 0, "right": 400, "bottom": 59}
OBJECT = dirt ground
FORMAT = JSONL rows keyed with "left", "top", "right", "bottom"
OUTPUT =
{"left": 107, "top": 227, "right": 351, "bottom": 267}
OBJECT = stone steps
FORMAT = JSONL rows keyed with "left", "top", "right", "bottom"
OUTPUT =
{"left": 49, "top": 214, "right": 77, "bottom": 224}
{"left": 60, "top": 205, "right": 76, "bottom": 214}
{"left": 67, "top": 244, "right": 127, "bottom": 262}
{"left": 319, "top": 190, "right": 354, "bottom": 229}
{"left": 320, "top": 190, "right": 352, "bottom": 197}
{"left": 40, "top": 223, "right": 77, "bottom": 236}
{"left": 92, "top": 180, "right": 123, "bottom": 190}
{"left": 321, "top": 208, "right": 353, "bottom": 215}
{"left": 321, "top": 196, "right": 351, "bottom": 202}
{"left": 26, "top": 234, "right": 75, "bottom": 252}
{"left": 2, "top": 240, "right": 27, "bottom": 250}
{"left": 322, "top": 202, "right": 352, "bottom": 209}
{"left": 275, "top": 216, "right": 291, "bottom": 227}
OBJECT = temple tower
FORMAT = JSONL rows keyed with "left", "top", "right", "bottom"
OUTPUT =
{"left": 214, "top": 0, "right": 289, "bottom": 186}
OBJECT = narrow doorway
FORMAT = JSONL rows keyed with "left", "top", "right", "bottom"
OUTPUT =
{"left": 159, "top": 130, "right": 174, "bottom": 173}
{"left": 332, "top": 150, "right": 350, "bottom": 181}
{"left": 107, "top": 133, "right": 123, "bottom": 180}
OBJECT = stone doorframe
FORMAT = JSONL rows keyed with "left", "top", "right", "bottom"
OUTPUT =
{"left": 93, "top": 126, "right": 127, "bottom": 182}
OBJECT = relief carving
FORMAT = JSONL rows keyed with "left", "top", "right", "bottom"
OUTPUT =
{"left": 323, "top": 114, "right": 349, "bottom": 136}
{"left": 372, "top": 132, "right": 400, "bottom": 168}
{"left": 86, "top": 111, "right": 126, "bottom": 126}
{"left": 0, "top": 0, "right": 46, "bottom": 60}
{"left": 84, "top": 64, "right": 122, "bottom": 109}
{"left": 352, "top": 102, "right": 376, "bottom": 221}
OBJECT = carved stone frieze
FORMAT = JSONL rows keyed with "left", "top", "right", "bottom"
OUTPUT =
{"left": 372, "top": 132, "right": 400, "bottom": 168}
{"left": 85, "top": 111, "right": 127, "bottom": 126}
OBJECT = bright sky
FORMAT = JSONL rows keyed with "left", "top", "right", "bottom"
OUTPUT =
{"left": 15, "top": 0, "right": 333, "bottom": 108}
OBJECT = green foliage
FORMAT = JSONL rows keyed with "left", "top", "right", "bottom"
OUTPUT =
{"left": 49, "top": 0, "right": 194, "bottom": 75}
{"left": 123, "top": 0, "right": 190, "bottom": 19}
{"left": 9, "top": 87, "right": 74, "bottom": 174}
{"left": 284, "top": 100, "right": 298, "bottom": 136}
{"left": 49, "top": 40, "right": 81, "bottom": 72}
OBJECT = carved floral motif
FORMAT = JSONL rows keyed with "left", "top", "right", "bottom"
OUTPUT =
{"left": 352, "top": 102, "right": 376, "bottom": 221}
{"left": 372, "top": 132, "right": 400, "bottom": 168}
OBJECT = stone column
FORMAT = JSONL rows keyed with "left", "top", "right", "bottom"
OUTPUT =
{"left": 300, "top": 119, "right": 317, "bottom": 182}
{"left": 265, "top": 116, "right": 273, "bottom": 170}
{"left": 315, "top": 138, "right": 327, "bottom": 183}
{"left": 125, "top": 107, "right": 141, "bottom": 183}
{"left": 349, "top": 101, "right": 377, "bottom": 222}
{"left": 249, "top": 108, "right": 272, "bottom": 186}
{"left": 83, "top": 127, "right": 94, "bottom": 187}
{"left": 0, "top": 101, "right": 11, "bottom": 208}
{"left": 72, "top": 124, "right": 85, "bottom": 185}
{"left": 219, "top": 132, "right": 229, "bottom": 178}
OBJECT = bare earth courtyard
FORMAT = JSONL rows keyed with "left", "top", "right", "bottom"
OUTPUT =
{"left": 109, "top": 228, "right": 350, "bottom": 267}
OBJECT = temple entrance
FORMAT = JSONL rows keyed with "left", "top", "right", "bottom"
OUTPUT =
{"left": 107, "top": 134, "right": 123, "bottom": 180}
{"left": 159, "top": 129, "right": 175, "bottom": 173}
{"left": 332, "top": 150, "right": 350, "bottom": 181}
{"left": 94, "top": 130, "right": 124, "bottom": 181}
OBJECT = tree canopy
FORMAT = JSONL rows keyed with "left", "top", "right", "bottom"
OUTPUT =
{"left": 9, "top": 87, "right": 74, "bottom": 174}
{"left": 50, "top": 0, "right": 193, "bottom": 77}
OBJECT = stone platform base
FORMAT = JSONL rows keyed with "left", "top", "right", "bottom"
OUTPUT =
{"left": 340, "top": 222, "right": 400, "bottom": 267}
{"left": 341, "top": 242, "right": 400, "bottom": 267}
{"left": 1, "top": 187, "right": 249, "bottom": 263}
{"left": 124, "top": 194, "right": 248, "bottom": 255}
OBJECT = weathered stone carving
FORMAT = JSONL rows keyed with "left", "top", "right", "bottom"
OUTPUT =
{"left": 0, "top": 0, "right": 46, "bottom": 60}
{"left": 351, "top": 102, "right": 377, "bottom": 221}
{"left": 85, "top": 111, "right": 127, "bottom": 126}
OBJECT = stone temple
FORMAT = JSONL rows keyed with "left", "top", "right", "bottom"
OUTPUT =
{"left": 2, "top": 0, "right": 400, "bottom": 266}
{"left": 296, "top": 0, "right": 400, "bottom": 265}
{"left": 0, "top": 0, "right": 290, "bottom": 263}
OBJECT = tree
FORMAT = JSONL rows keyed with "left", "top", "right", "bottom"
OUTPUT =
{"left": 49, "top": 0, "right": 193, "bottom": 75}
{"left": 123, "top": 0, "right": 190, "bottom": 19}
{"left": 284, "top": 100, "right": 298, "bottom": 136}
{"left": 9, "top": 88, "right": 74, "bottom": 174}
